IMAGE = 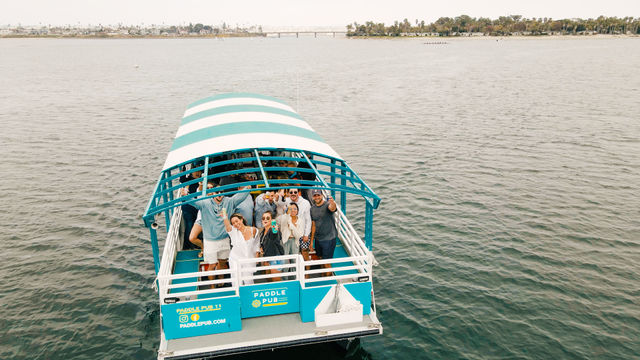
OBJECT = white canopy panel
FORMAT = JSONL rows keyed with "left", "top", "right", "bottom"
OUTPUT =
{"left": 162, "top": 93, "right": 342, "bottom": 170}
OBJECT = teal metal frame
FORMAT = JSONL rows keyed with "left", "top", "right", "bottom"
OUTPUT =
{"left": 142, "top": 147, "right": 381, "bottom": 274}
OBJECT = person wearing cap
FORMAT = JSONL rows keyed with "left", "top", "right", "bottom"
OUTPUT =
{"left": 310, "top": 189, "right": 337, "bottom": 276}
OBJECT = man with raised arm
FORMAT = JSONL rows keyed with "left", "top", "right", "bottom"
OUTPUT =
{"left": 310, "top": 189, "right": 338, "bottom": 276}
{"left": 191, "top": 182, "right": 251, "bottom": 282}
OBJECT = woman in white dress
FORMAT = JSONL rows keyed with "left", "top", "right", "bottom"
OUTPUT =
{"left": 222, "top": 210, "right": 260, "bottom": 285}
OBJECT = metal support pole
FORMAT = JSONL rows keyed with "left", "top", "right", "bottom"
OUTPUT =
{"left": 201, "top": 157, "right": 209, "bottom": 197}
{"left": 340, "top": 164, "right": 347, "bottom": 214}
{"left": 330, "top": 159, "right": 336, "bottom": 200}
{"left": 365, "top": 201, "right": 373, "bottom": 250}
{"left": 149, "top": 226, "right": 160, "bottom": 275}
{"left": 254, "top": 149, "right": 270, "bottom": 188}
{"left": 168, "top": 175, "right": 175, "bottom": 217}
{"left": 162, "top": 173, "right": 171, "bottom": 233}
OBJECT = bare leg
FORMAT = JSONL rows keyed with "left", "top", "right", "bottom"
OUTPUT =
{"left": 189, "top": 224, "right": 203, "bottom": 256}
{"left": 301, "top": 250, "right": 311, "bottom": 279}
{"left": 322, "top": 262, "right": 332, "bottom": 277}
{"left": 207, "top": 262, "right": 218, "bottom": 288}
{"left": 270, "top": 268, "right": 282, "bottom": 282}
{"left": 217, "top": 258, "right": 229, "bottom": 287}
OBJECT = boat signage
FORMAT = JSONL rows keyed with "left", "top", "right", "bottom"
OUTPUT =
{"left": 161, "top": 296, "right": 241, "bottom": 339}
{"left": 239, "top": 281, "right": 300, "bottom": 318}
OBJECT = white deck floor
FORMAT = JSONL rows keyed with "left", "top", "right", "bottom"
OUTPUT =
{"left": 159, "top": 312, "right": 382, "bottom": 359}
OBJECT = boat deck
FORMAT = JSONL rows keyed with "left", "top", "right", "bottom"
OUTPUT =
{"left": 160, "top": 312, "right": 382, "bottom": 359}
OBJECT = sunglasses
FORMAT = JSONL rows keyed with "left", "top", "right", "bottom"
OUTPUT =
{"left": 289, "top": 191, "right": 298, "bottom": 194}
{"left": 262, "top": 216, "right": 271, "bottom": 220}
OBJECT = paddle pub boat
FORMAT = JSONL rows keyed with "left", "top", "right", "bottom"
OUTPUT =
{"left": 142, "top": 93, "right": 383, "bottom": 359}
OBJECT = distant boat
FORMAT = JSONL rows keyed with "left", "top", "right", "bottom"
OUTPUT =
{"left": 142, "top": 93, "right": 383, "bottom": 359}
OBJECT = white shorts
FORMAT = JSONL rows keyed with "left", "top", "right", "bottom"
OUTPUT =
{"left": 203, "top": 238, "right": 230, "bottom": 265}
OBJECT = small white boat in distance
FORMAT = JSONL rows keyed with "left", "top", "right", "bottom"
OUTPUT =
{"left": 142, "top": 93, "right": 383, "bottom": 359}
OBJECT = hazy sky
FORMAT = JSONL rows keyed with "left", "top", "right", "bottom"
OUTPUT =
{"left": 3, "top": 0, "right": 639, "bottom": 27}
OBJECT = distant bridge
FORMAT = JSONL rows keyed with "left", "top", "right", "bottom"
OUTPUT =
{"left": 263, "top": 31, "right": 347, "bottom": 38}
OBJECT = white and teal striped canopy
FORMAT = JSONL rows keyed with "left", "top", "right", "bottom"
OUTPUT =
{"left": 162, "top": 93, "right": 342, "bottom": 170}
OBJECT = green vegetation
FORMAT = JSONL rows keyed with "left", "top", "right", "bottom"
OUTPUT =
{"left": 346, "top": 16, "right": 640, "bottom": 37}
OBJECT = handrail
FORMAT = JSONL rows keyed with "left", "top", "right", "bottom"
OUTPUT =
{"left": 304, "top": 264, "right": 368, "bottom": 275}
{"left": 156, "top": 206, "right": 182, "bottom": 299}
{"left": 303, "top": 273, "right": 370, "bottom": 284}
{"left": 160, "top": 268, "right": 235, "bottom": 281}
{"left": 156, "top": 196, "right": 373, "bottom": 303}
{"left": 302, "top": 255, "right": 369, "bottom": 266}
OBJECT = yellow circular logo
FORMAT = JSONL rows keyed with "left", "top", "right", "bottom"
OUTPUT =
{"left": 190, "top": 313, "right": 200, "bottom": 321}
{"left": 252, "top": 299, "right": 261, "bottom": 308}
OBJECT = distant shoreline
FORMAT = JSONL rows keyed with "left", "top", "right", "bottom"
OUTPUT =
{"left": 348, "top": 34, "right": 639, "bottom": 40}
{"left": 1, "top": 33, "right": 638, "bottom": 40}
{"left": 0, "top": 33, "right": 266, "bottom": 39}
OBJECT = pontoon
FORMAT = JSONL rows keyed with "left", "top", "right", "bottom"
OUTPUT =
{"left": 142, "top": 93, "right": 383, "bottom": 359}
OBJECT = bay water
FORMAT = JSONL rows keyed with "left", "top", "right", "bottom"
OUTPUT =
{"left": 0, "top": 36, "right": 639, "bottom": 359}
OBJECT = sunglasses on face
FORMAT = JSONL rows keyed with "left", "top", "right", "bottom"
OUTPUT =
{"left": 262, "top": 216, "right": 271, "bottom": 220}
{"left": 289, "top": 191, "right": 298, "bottom": 194}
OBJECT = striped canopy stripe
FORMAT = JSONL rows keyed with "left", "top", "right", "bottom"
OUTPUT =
{"left": 187, "top": 92, "right": 289, "bottom": 109}
{"left": 161, "top": 93, "right": 341, "bottom": 170}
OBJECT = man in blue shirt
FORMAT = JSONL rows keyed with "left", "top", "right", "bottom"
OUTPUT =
{"left": 192, "top": 182, "right": 251, "bottom": 277}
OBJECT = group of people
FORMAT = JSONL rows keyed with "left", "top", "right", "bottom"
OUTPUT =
{"left": 179, "top": 164, "right": 338, "bottom": 285}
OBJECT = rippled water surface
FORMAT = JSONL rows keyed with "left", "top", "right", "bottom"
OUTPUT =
{"left": 1, "top": 37, "right": 639, "bottom": 359}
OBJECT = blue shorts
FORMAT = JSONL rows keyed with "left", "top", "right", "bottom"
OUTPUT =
{"left": 315, "top": 238, "right": 336, "bottom": 259}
